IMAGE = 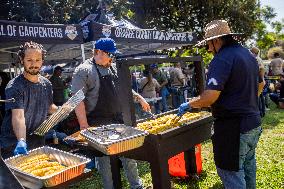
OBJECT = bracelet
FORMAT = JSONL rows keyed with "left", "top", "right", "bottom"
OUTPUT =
{"left": 57, "top": 106, "right": 62, "bottom": 110}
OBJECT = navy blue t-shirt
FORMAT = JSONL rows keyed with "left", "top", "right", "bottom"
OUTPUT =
{"left": 206, "top": 44, "right": 261, "bottom": 132}
{"left": 0, "top": 75, "right": 53, "bottom": 148}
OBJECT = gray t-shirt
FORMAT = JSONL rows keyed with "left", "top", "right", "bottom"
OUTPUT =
{"left": 71, "top": 58, "right": 117, "bottom": 114}
{"left": 0, "top": 74, "right": 53, "bottom": 148}
{"left": 139, "top": 77, "right": 160, "bottom": 98}
{"left": 170, "top": 67, "right": 185, "bottom": 86}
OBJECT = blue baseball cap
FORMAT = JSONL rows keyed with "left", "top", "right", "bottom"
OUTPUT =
{"left": 93, "top": 38, "right": 119, "bottom": 54}
{"left": 150, "top": 64, "right": 158, "bottom": 69}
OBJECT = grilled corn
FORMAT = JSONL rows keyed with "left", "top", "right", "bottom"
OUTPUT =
{"left": 137, "top": 111, "right": 210, "bottom": 134}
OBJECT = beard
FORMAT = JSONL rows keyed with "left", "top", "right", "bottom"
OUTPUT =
{"left": 24, "top": 66, "right": 40, "bottom": 75}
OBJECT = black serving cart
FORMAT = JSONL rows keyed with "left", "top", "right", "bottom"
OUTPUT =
{"left": 99, "top": 56, "right": 214, "bottom": 189}
{"left": 0, "top": 155, "right": 24, "bottom": 189}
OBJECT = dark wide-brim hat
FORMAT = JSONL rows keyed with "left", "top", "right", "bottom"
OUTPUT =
{"left": 196, "top": 20, "right": 243, "bottom": 47}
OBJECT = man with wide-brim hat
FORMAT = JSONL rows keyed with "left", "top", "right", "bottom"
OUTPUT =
{"left": 177, "top": 20, "right": 262, "bottom": 189}
{"left": 196, "top": 19, "right": 243, "bottom": 47}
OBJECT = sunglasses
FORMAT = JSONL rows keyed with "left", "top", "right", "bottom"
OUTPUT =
{"left": 103, "top": 51, "right": 116, "bottom": 59}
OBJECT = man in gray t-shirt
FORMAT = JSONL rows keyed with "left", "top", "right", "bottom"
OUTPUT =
{"left": 1, "top": 74, "right": 53, "bottom": 147}
{"left": 71, "top": 38, "right": 150, "bottom": 189}
{"left": 0, "top": 42, "right": 62, "bottom": 158}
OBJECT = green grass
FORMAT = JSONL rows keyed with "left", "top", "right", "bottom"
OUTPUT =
{"left": 70, "top": 105, "right": 284, "bottom": 189}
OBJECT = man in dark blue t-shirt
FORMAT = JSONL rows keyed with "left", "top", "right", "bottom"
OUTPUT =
{"left": 0, "top": 42, "right": 63, "bottom": 159}
{"left": 178, "top": 20, "right": 262, "bottom": 189}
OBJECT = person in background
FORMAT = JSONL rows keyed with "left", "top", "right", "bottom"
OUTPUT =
{"left": 151, "top": 64, "right": 169, "bottom": 113}
{"left": 250, "top": 47, "right": 266, "bottom": 117}
{"left": 139, "top": 70, "right": 160, "bottom": 99}
{"left": 131, "top": 72, "right": 139, "bottom": 92}
{"left": 71, "top": 38, "right": 149, "bottom": 189}
{"left": 178, "top": 20, "right": 262, "bottom": 189}
{"left": 270, "top": 52, "right": 283, "bottom": 76}
{"left": 139, "top": 70, "right": 160, "bottom": 114}
{"left": 49, "top": 66, "right": 66, "bottom": 106}
{"left": 250, "top": 47, "right": 265, "bottom": 94}
{"left": 269, "top": 74, "right": 284, "bottom": 109}
{"left": 0, "top": 41, "right": 70, "bottom": 159}
{"left": 170, "top": 63, "right": 186, "bottom": 108}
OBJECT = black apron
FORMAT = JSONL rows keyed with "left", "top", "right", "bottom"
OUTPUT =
{"left": 211, "top": 116, "right": 241, "bottom": 171}
{"left": 87, "top": 63, "right": 123, "bottom": 126}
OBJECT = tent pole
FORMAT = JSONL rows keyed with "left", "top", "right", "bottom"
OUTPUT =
{"left": 17, "top": 63, "right": 21, "bottom": 75}
{"left": 14, "top": 65, "right": 18, "bottom": 77}
{"left": 134, "top": 66, "right": 139, "bottom": 92}
{"left": 8, "top": 63, "right": 13, "bottom": 79}
{"left": 81, "top": 44, "right": 86, "bottom": 62}
{"left": 19, "top": 63, "right": 23, "bottom": 74}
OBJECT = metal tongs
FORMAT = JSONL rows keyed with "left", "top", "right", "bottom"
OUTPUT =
{"left": 0, "top": 98, "right": 15, "bottom": 103}
{"left": 33, "top": 89, "right": 85, "bottom": 136}
{"left": 146, "top": 111, "right": 157, "bottom": 119}
{"left": 168, "top": 114, "right": 183, "bottom": 125}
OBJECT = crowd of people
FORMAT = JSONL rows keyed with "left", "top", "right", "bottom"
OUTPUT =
{"left": 250, "top": 47, "right": 284, "bottom": 117}
{"left": 0, "top": 19, "right": 283, "bottom": 189}
{"left": 131, "top": 62, "right": 197, "bottom": 117}
{"left": 131, "top": 47, "right": 284, "bottom": 119}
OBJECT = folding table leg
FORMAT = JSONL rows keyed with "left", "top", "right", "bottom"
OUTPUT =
{"left": 110, "top": 156, "right": 122, "bottom": 189}
{"left": 150, "top": 154, "right": 171, "bottom": 189}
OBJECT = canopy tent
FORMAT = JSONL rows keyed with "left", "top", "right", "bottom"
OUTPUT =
{"left": 0, "top": 9, "right": 199, "bottom": 70}
{"left": 0, "top": 20, "right": 84, "bottom": 70}
{"left": 86, "top": 21, "right": 197, "bottom": 56}
{"left": 80, "top": 5, "right": 198, "bottom": 56}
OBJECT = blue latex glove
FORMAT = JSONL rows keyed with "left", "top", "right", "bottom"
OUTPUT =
{"left": 14, "top": 140, "right": 28, "bottom": 156}
{"left": 177, "top": 102, "right": 191, "bottom": 116}
{"left": 55, "top": 132, "right": 68, "bottom": 141}
{"left": 55, "top": 132, "right": 75, "bottom": 146}
{"left": 63, "top": 136, "right": 76, "bottom": 146}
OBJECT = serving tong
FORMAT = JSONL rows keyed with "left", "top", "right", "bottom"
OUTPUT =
{"left": 146, "top": 111, "right": 157, "bottom": 119}
{"left": 33, "top": 89, "right": 85, "bottom": 136}
{"left": 167, "top": 114, "right": 183, "bottom": 125}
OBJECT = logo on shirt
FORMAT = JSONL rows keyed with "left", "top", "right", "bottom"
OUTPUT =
{"left": 208, "top": 78, "right": 218, "bottom": 86}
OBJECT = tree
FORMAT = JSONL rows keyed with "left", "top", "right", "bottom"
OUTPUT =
{"left": 128, "top": 0, "right": 261, "bottom": 39}
{"left": 253, "top": 6, "right": 284, "bottom": 58}
{"left": 0, "top": 0, "right": 100, "bottom": 24}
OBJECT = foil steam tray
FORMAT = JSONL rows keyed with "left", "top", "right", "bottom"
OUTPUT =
{"left": 5, "top": 146, "right": 91, "bottom": 188}
{"left": 81, "top": 124, "right": 148, "bottom": 155}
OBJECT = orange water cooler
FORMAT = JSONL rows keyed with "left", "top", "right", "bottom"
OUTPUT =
{"left": 168, "top": 144, "right": 202, "bottom": 178}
